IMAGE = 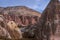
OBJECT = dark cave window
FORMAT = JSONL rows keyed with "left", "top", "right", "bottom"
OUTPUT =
{"left": 0, "top": 22, "right": 4, "bottom": 27}
{"left": 59, "top": 20, "right": 60, "bottom": 24}
{"left": 11, "top": 22, "right": 13, "bottom": 24}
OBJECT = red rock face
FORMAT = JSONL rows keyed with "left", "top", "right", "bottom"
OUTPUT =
{"left": 0, "top": 6, "right": 41, "bottom": 39}
{"left": 3, "top": 14, "right": 40, "bottom": 27}
{"left": 38, "top": 0, "right": 60, "bottom": 40}
{"left": 0, "top": 6, "right": 41, "bottom": 27}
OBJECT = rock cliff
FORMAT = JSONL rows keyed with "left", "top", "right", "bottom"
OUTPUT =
{"left": 0, "top": 6, "right": 41, "bottom": 40}
{"left": 38, "top": 0, "right": 60, "bottom": 40}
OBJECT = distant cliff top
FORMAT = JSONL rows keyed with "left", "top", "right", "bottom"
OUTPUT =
{"left": 0, "top": 6, "right": 41, "bottom": 17}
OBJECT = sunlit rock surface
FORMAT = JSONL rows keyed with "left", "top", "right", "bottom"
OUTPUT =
{"left": 0, "top": 25, "right": 11, "bottom": 39}
{"left": 0, "top": 6, "right": 41, "bottom": 40}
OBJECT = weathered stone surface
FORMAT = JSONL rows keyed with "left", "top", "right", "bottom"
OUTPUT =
{"left": 0, "top": 6, "right": 41, "bottom": 40}
{"left": 37, "top": 0, "right": 60, "bottom": 40}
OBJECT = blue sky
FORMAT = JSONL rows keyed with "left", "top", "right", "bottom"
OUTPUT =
{"left": 0, "top": 0, "right": 50, "bottom": 13}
